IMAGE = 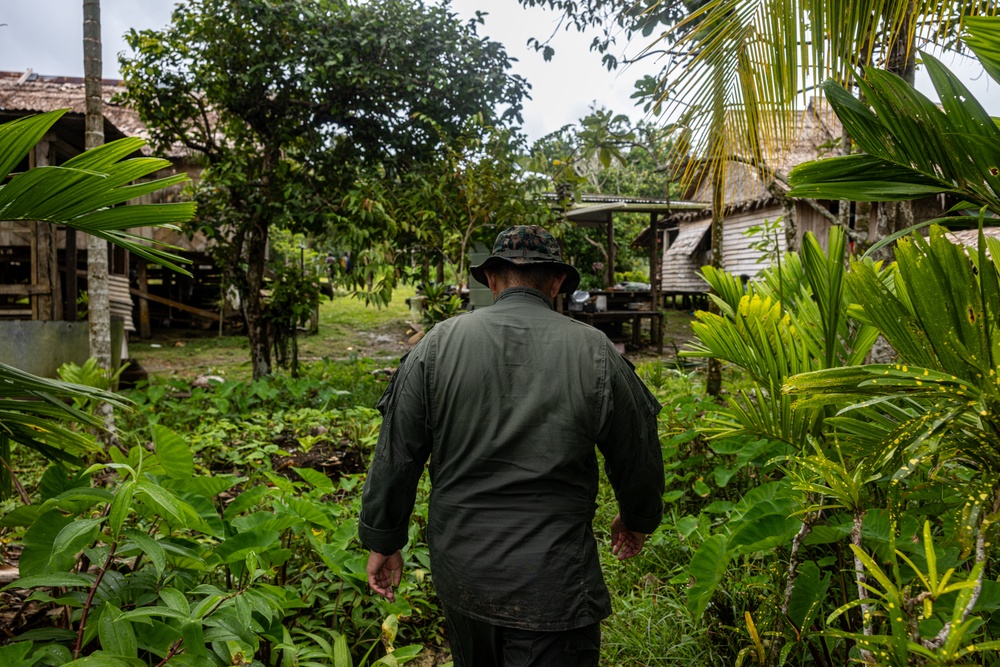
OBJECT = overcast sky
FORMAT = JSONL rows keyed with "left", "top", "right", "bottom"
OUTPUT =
{"left": 0, "top": 0, "right": 994, "bottom": 142}
{"left": 0, "top": 0, "right": 659, "bottom": 141}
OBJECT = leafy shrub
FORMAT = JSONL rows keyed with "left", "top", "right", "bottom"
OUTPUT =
{"left": 0, "top": 423, "right": 429, "bottom": 666}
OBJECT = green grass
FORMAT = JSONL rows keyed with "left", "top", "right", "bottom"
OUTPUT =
{"left": 128, "top": 285, "right": 417, "bottom": 382}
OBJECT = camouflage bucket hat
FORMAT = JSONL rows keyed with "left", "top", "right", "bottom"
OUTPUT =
{"left": 470, "top": 225, "right": 581, "bottom": 294}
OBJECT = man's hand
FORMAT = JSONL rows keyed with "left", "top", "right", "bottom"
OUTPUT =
{"left": 610, "top": 513, "right": 646, "bottom": 561}
{"left": 366, "top": 550, "right": 404, "bottom": 601}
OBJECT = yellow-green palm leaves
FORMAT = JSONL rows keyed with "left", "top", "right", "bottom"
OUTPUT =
{"left": 682, "top": 225, "right": 880, "bottom": 445}
{"left": 656, "top": 0, "right": 995, "bottom": 195}
{"left": 786, "top": 227, "right": 1000, "bottom": 546}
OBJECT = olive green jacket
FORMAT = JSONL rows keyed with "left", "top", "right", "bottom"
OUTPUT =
{"left": 359, "top": 287, "right": 664, "bottom": 630}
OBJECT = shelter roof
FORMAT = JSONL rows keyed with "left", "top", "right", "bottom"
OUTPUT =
{"left": 684, "top": 100, "right": 842, "bottom": 207}
{"left": 542, "top": 192, "right": 708, "bottom": 227}
{"left": 0, "top": 70, "right": 190, "bottom": 159}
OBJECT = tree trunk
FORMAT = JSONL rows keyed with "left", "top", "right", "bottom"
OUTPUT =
{"left": 705, "top": 66, "right": 725, "bottom": 397}
{"left": 706, "top": 160, "right": 724, "bottom": 397}
{"left": 243, "top": 212, "right": 271, "bottom": 380}
{"left": 865, "top": 2, "right": 918, "bottom": 265}
{"left": 84, "top": 0, "right": 118, "bottom": 448}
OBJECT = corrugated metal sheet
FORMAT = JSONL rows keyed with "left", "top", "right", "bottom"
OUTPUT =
{"left": 108, "top": 274, "right": 135, "bottom": 332}
{"left": 946, "top": 226, "right": 1000, "bottom": 252}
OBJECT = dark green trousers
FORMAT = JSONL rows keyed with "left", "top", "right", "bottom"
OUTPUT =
{"left": 444, "top": 608, "right": 601, "bottom": 667}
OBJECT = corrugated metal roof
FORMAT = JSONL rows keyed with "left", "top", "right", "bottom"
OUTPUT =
{"left": 664, "top": 220, "right": 711, "bottom": 259}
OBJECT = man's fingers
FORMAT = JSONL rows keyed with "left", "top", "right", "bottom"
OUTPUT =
{"left": 366, "top": 551, "right": 402, "bottom": 601}
{"left": 368, "top": 575, "right": 396, "bottom": 601}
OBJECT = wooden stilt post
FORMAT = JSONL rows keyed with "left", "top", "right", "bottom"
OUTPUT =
{"left": 31, "top": 135, "right": 61, "bottom": 321}
{"left": 137, "top": 259, "right": 150, "bottom": 338}
{"left": 606, "top": 215, "right": 615, "bottom": 288}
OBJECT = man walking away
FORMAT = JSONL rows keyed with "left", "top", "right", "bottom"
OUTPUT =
{"left": 359, "top": 225, "right": 664, "bottom": 666}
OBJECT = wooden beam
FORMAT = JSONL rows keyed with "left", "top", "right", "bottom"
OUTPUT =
{"left": 127, "top": 286, "right": 219, "bottom": 322}
{"left": 65, "top": 226, "right": 78, "bottom": 321}
{"left": 31, "top": 137, "right": 61, "bottom": 321}
{"left": 606, "top": 218, "right": 615, "bottom": 288}
{"left": 0, "top": 284, "right": 51, "bottom": 296}
{"left": 72, "top": 269, "right": 220, "bottom": 324}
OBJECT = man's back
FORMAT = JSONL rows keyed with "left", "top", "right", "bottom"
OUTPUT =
{"left": 362, "top": 286, "right": 663, "bottom": 630}
{"left": 422, "top": 287, "right": 617, "bottom": 629}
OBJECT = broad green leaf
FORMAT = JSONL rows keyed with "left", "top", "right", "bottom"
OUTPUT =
{"left": 2, "top": 572, "right": 93, "bottom": 591}
{"left": 159, "top": 587, "right": 190, "bottom": 614}
{"left": 181, "top": 621, "right": 208, "bottom": 657}
{"left": 49, "top": 518, "right": 102, "bottom": 570}
{"left": 163, "top": 475, "right": 242, "bottom": 499}
{"left": 99, "top": 604, "right": 138, "bottom": 659}
{"left": 19, "top": 511, "right": 74, "bottom": 578}
{"left": 171, "top": 489, "right": 224, "bottom": 537}
{"left": 122, "top": 528, "right": 167, "bottom": 578}
{"left": 152, "top": 425, "right": 194, "bottom": 480}
{"left": 212, "top": 529, "right": 280, "bottom": 565}
{"left": 120, "top": 606, "right": 192, "bottom": 621}
{"left": 39, "top": 465, "right": 91, "bottom": 501}
{"left": 0, "top": 641, "right": 36, "bottom": 667}
{"left": 109, "top": 480, "right": 135, "bottom": 538}
{"left": 61, "top": 654, "right": 143, "bottom": 667}
{"left": 785, "top": 560, "right": 830, "bottom": 632}
{"left": 292, "top": 466, "right": 335, "bottom": 492}
{"left": 0, "top": 505, "right": 43, "bottom": 528}
{"left": 223, "top": 485, "right": 269, "bottom": 519}
{"left": 277, "top": 496, "right": 332, "bottom": 529}
{"left": 687, "top": 534, "right": 730, "bottom": 620}
{"left": 135, "top": 479, "right": 191, "bottom": 527}
{"left": 728, "top": 512, "right": 799, "bottom": 553}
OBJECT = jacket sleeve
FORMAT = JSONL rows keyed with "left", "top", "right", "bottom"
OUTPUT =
{"left": 596, "top": 349, "right": 664, "bottom": 534}
{"left": 358, "top": 345, "right": 434, "bottom": 555}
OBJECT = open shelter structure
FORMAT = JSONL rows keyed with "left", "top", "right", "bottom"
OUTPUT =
{"left": 548, "top": 192, "right": 708, "bottom": 352}
{"left": 0, "top": 71, "right": 220, "bottom": 344}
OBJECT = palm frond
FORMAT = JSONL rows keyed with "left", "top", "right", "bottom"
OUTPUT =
{"left": 0, "top": 111, "right": 196, "bottom": 275}
{"left": 0, "top": 111, "right": 193, "bottom": 485}
{"left": 787, "top": 19, "right": 1000, "bottom": 216}
{"left": 657, "top": 0, "right": 995, "bottom": 200}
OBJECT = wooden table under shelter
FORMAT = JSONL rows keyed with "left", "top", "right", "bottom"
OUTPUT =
{"left": 563, "top": 290, "right": 663, "bottom": 353}
{"left": 542, "top": 193, "right": 708, "bottom": 354}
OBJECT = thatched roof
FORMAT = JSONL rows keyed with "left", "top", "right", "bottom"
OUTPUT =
{"left": 684, "top": 99, "right": 842, "bottom": 210}
{"left": 0, "top": 70, "right": 189, "bottom": 159}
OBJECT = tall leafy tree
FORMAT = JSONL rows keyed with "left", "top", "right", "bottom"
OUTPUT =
{"left": 119, "top": 0, "right": 528, "bottom": 378}
{"left": 331, "top": 116, "right": 555, "bottom": 301}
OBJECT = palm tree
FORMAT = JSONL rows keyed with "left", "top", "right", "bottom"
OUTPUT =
{"left": 0, "top": 110, "right": 195, "bottom": 498}
{"left": 82, "top": 0, "right": 118, "bottom": 448}
{"left": 656, "top": 0, "right": 993, "bottom": 224}
{"left": 787, "top": 16, "right": 1000, "bottom": 226}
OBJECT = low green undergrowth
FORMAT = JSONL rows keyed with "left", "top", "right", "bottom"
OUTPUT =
{"left": 1, "top": 356, "right": 727, "bottom": 666}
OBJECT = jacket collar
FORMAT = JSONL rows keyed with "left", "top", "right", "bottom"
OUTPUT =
{"left": 495, "top": 286, "right": 554, "bottom": 310}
